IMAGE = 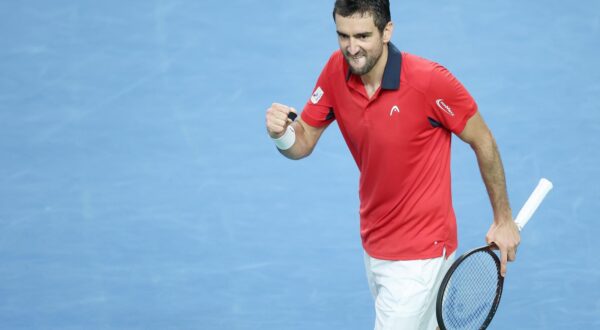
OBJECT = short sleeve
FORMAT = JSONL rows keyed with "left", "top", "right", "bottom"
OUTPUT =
{"left": 300, "top": 53, "right": 338, "bottom": 128}
{"left": 425, "top": 65, "right": 477, "bottom": 134}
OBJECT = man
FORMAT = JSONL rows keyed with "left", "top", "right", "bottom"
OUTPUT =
{"left": 265, "top": 0, "right": 520, "bottom": 329}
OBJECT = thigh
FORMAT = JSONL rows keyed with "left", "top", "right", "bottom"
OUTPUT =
{"left": 364, "top": 252, "right": 455, "bottom": 330}
{"left": 421, "top": 252, "right": 455, "bottom": 330}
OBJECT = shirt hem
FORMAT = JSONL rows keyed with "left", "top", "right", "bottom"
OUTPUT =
{"left": 364, "top": 244, "right": 458, "bottom": 261}
{"left": 300, "top": 109, "right": 332, "bottom": 128}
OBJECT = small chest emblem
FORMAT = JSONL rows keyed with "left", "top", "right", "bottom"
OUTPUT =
{"left": 389, "top": 105, "right": 400, "bottom": 116}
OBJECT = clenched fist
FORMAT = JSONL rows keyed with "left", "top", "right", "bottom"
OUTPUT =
{"left": 266, "top": 103, "right": 297, "bottom": 138}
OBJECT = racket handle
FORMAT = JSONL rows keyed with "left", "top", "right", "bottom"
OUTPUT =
{"left": 514, "top": 178, "right": 553, "bottom": 231}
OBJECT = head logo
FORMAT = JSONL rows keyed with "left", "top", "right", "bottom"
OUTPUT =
{"left": 389, "top": 105, "right": 400, "bottom": 116}
{"left": 311, "top": 87, "right": 324, "bottom": 104}
{"left": 435, "top": 99, "right": 454, "bottom": 117}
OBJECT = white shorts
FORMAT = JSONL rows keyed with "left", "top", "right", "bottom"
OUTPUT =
{"left": 364, "top": 250, "right": 455, "bottom": 330}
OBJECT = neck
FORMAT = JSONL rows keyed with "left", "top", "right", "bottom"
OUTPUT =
{"left": 360, "top": 43, "right": 389, "bottom": 90}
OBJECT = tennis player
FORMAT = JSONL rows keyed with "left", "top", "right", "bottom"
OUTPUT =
{"left": 265, "top": 1, "right": 520, "bottom": 328}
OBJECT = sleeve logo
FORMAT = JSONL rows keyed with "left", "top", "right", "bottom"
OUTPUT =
{"left": 435, "top": 99, "right": 455, "bottom": 117}
{"left": 310, "top": 86, "right": 324, "bottom": 104}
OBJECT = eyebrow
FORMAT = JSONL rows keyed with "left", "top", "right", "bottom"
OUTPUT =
{"left": 336, "top": 31, "right": 373, "bottom": 38}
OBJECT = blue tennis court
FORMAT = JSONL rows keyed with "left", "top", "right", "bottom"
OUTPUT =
{"left": 1, "top": 1, "right": 598, "bottom": 329}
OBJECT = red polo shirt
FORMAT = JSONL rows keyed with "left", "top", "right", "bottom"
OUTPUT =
{"left": 301, "top": 43, "right": 477, "bottom": 260}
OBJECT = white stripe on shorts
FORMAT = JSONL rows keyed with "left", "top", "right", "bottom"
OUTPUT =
{"left": 364, "top": 249, "right": 455, "bottom": 330}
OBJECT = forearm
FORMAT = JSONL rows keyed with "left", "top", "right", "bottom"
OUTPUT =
{"left": 266, "top": 103, "right": 326, "bottom": 160}
{"left": 471, "top": 134, "right": 512, "bottom": 222}
{"left": 276, "top": 121, "right": 316, "bottom": 160}
{"left": 460, "top": 112, "right": 519, "bottom": 275}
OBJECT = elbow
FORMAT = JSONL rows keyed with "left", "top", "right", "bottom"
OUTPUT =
{"left": 279, "top": 146, "right": 314, "bottom": 160}
{"left": 285, "top": 153, "right": 307, "bottom": 161}
{"left": 468, "top": 130, "right": 496, "bottom": 153}
{"left": 291, "top": 151, "right": 312, "bottom": 160}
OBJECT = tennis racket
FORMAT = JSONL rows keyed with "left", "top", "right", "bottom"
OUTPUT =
{"left": 436, "top": 178, "right": 553, "bottom": 330}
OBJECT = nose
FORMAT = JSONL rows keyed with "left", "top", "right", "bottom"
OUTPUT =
{"left": 347, "top": 38, "right": 360, "bottom": 56}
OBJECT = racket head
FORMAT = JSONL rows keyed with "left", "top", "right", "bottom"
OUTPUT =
{"left": 436, "top": 246, "right": 504, "bottom": 330}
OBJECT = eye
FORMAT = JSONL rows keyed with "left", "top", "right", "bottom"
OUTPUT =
{"left": 337, "top": 33, "right": 349, "bottom": 40}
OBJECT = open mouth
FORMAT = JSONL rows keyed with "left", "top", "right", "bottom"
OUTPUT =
{"left": 348, "top": 54, "right": 365, "bottom": 66}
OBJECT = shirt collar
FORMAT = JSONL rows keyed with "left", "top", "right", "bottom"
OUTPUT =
{"left": 382, "top": 42, "right": 401, "bottom": 90}
{"left": 345, "top": 42, "right": 402, "bottom": 90}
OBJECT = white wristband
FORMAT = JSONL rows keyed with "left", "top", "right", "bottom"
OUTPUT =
{"left": 272, "top": 125, "right": 296, "bottom": 150}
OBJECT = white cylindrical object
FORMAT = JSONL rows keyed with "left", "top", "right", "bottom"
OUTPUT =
{"left": 514, "top": 178, "right": 553, "bottom": 231}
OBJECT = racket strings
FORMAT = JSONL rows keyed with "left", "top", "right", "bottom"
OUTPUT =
{"left": 441, "top": 250, "right": 501, "bottom": 329}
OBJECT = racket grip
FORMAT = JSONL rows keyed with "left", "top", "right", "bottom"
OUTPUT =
{"left": 514, "top": 178, "right": 553, "bottom": 231}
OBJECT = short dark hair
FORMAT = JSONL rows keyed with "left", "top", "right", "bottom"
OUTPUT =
{"left": 333, "top": 0, "right": 391, "bottom": 33}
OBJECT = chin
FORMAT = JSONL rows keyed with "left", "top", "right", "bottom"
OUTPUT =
{"left": 350, "top": 66, "right": 369, "bottom": 76}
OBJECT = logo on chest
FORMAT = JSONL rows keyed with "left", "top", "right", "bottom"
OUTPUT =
{"left": 389, "top": 105, "right": 400, "bottom": 116}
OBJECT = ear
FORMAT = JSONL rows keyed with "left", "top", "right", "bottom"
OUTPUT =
{"left": 382, "top": 21, "right": 394, "bottom": 43}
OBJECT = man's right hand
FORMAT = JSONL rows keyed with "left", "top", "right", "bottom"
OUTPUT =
{"left": 266, "top": 103, "right": 297, "bottom": 138}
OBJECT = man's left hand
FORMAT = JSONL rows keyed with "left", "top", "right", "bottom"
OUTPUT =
{"left": 486, "top": 219, "right": 520, "bottom": 277}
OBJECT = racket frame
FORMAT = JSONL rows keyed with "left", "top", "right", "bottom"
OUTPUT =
{"left": 436, "top": 245, "right": 504, "bottom": 330}
{"left": 436, "top": 178, "right": 552, "bottom": 329}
